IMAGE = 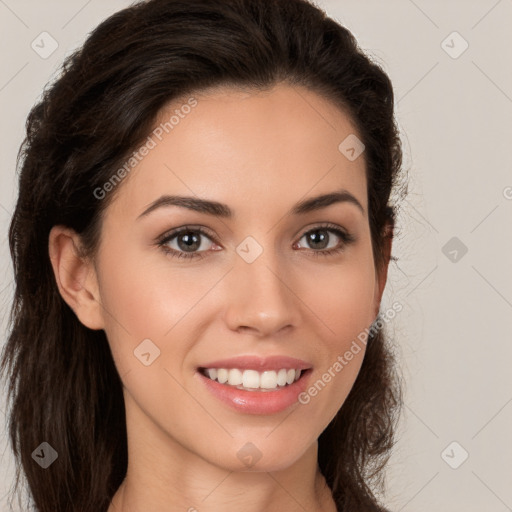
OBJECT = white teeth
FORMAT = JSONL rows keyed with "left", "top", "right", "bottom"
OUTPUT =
{"left": 227, "top": 369, "right": 243, "bottom": 386}
{"left": 242, "top": 369, "right": 260, "bottom": 388}
{"left": 202, "top": 367, "right": 304, "bottom": 390}
{"left": 276, "top": 369, "right": 287, "bottom": 386}
{"left": 206, "top": 368, "right": 217, "bottom": 380}
{"left": 217, "top": 368, "right": 228, "bottom": 384}
{"left": 260, "top": 371, "right": 278, "bottom": 389}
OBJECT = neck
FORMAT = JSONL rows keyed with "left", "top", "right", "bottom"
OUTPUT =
{"left": 109, "top": 467, "right": 336, "bottom": 512}
{"left": 107, "top": 391, "right": 337, "bottom": 512}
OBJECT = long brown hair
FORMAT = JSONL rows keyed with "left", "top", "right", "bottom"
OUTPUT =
{"left": 1, "top": 0, "right": 406, "bottom": 510}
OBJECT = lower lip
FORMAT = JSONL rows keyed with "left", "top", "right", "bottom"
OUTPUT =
{"left": 196, "top": 369, "right": 312, "bottom": 415}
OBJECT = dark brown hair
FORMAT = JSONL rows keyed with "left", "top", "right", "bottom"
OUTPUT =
{"left": 1, "top": 0, "right": 406, "bottom": 510}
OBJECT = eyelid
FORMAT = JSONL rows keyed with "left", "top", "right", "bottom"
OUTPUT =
{"left": 156, "top": 224, "right": 219, "bottom": 244}
{"left": 293, "top": 221, "right": 350, "bottom": 239}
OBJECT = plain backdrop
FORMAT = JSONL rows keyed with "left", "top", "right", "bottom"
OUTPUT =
{"left": 1, "top": 1, "right": 511, "bottom": 510}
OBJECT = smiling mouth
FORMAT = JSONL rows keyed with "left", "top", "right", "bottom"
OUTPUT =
{"left": 198, "top": 367, "right": 312, "bottom": 392}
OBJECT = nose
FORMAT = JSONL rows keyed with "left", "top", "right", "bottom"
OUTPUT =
{"left": 223, "top": 249, "right": 300, "bottom": 337}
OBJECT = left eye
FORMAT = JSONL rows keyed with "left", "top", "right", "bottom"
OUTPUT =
{"left": 159, "top": 228, "right": 217, "bottom": 257}
{"left": 295, "top": 228, "right": 342, "bottom": 251}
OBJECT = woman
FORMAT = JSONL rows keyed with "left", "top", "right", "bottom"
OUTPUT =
{"left": 1, "top": 0, "right": 406, "bottom": 510}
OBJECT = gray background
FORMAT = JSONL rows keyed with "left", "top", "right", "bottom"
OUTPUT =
{"left": 1, "top": 1, "right": 511, "bottom": 510}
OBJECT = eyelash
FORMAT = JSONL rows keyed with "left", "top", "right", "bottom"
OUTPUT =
{"left": 156, "top": 223, "right": 356, "bottom": 261}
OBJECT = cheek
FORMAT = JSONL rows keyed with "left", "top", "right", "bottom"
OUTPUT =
{"left": 297, "top": 263, "right": 375, "bottom": 417}
{"left": 96, "top": 244, "right": 224, "bottom": 369}
{"left": 99, "top": 239, "right": 184, "bottom": 324}
{"left": 302, "top": 257, "right": 376, "bottom": 344}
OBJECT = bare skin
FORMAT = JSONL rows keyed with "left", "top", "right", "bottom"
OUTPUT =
{"left": 49, "top": 83, "right": 391, "bottom": 512}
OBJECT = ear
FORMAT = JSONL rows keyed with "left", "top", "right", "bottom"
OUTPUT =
{"left": 372, "top": 221, "right": 394, "bottom": 319}
{"left": 48, "top": 225, "right": 105, "bottom": 330}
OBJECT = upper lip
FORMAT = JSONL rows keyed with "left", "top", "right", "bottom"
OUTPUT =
{"left": 198, "top": 355, "right": 313, "bottom": 371}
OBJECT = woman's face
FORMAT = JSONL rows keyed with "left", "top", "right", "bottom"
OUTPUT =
{"left": 86, "top": 83, "right": 388, "bottom": 472}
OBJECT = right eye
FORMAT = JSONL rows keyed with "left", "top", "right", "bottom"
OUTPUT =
{"left": 157, "top": 226, "right": 221, "bottom": 260}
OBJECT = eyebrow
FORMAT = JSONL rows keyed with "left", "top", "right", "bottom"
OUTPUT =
{"left": 137, "top": 189, "right": 365, "bottom": 220}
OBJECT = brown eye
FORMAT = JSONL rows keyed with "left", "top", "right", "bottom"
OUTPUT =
{"left": 157, "top": 226, "right": 218, "bottom": 260}
{"left": 301, "top": 229, "right": 333, "bottom": 250}
{"left": 174, "top": 231, "right": 203, "bottom": 252}
{"left": 293, "top": 224, "right": 356, "bottom": 257}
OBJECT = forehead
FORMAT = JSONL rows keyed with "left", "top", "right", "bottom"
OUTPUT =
{"left": 107, "top": 83, "right": 368, "bottom": 221}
